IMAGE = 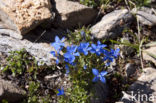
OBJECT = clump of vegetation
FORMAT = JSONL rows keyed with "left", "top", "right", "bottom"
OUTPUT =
{"left": 50, "top": 27, "right": 120, "bottom": 103}
{"left": 0, "top": 25, "right": 145, "bottom": 103}
{"left": 2, "top": 49, "right": 38, "bottom": 77}
{"left": 1, "top": 49, "right": 56, "bottom": 103}
{"left": 72, "top": 0, "right": 152, "bottom": 9}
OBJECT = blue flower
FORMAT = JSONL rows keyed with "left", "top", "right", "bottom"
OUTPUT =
{"left": 78, "top": 42, "right": 92, "bottom": 55}
{"left": 66, "top": 45, "right": 79, "bottom": 55}
{"left": 92, "top": 68, "right": 107, "bottom": 83}
{"left": 50, "top": 51, "right": 56, "bottom": 57}
{"left": 103, "top": 50, "right": 114, "bottom": 62}
{"left": 90, "top": 41, "right": 107, "bottom": 56}
{"left": 102, "top": 48, "right": 120, "bottom": 66}
{"left": 111, "top": 48, "right": 120, "bottom": 58}
{"left": 64, "top": 53, "right": 75, "bottom": 64}
{"left": 103, "top": 51, "right": 114, "bottom": 66}
{"left": 56, "top": 59, "right": 60, "bottom": 64}
{"left": 65, "top": 64, "right": 70, "bottom": 74}
{"left": 83, "top": 65, "right": 87, "bottom": 70}
{"left": 57, "top": 88, "right": 64, "bottom": 96}
{"left": 51, "top": 36, "right": 65, "bottom": 53}
{"left": 64, "top": 45, "right": 80, "bottom": 64}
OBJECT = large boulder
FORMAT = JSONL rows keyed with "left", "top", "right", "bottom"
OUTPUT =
{"left": 0, "top": 0, "right": 54, "bottom": 39}
{"left": 90, "top": 9, "right": 134, "bottom": 39}
{"left": 52, "top": 0, "right": 98, "bottom": 29}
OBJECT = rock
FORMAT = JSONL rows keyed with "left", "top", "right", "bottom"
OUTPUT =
{"left": 91, "top": 9, "right": 133, "bottom": 39}
{"left": 0, "top": 77, "right": 26, "bottom": 102}
{"left": 120, "top": 67, "right": 156, "bottom": 103}
{"left": 0, "top": 0, "right": 54, "bottom": 39}
{"left": 0, "top": 20, "right": 24, "bottom": 39}
{"left": 0, "top": 33, "right": 56, "bottom": 65}
{"left": 125, "top": 63, "right": 136, "bottom": 77}
{"left": 132, "top": 7, "right": 156, "bottom": 26}
{"left": 52, "top": 0, "right": 97, "bottom": 29}
{"left": 91, "top": 82, "right": 108, "bottom": 103}
{"left": 143, "top": 46, "right": 156, "bottom": 65}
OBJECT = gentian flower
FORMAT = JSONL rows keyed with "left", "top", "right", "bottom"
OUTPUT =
{"left": 50, "top": 51, "right": 56, "bottom": 57}
{"left": 83, "top": 65, "right": 87, "bottom": 70}
{"left": 66, "top": 45, "right": 79, "bottom": 55}
{"left": 64, "top": 45, "right": 80, "bottom": 64}
{"left": 90, "top": 41, "right": 107, "bottom": 56}
{"left": 57, "top": 88, "right": 64, "bottom": 96}
{"left": 103, "top": 51, "right": 114, "bottom": 66}
{"left": 102, "top": 48, "right": 120, "bottom": 66}
{"left": 56, "top": 59, "right": 60, "bottom": 64}
{"left": 65, "top": 64, "right": 70, "bottom": 74}
{"left": 51, "top": 36, "right": 65, "bottom": 53}
{"left": 77, "top": 42, "right": 92, "bottom": 55}
{"left": 103, "top": 50, "right": 114, "bottom": 62}
{"left": 111, "top": 48, "right": 120, "bottom": 58}
{"left": 92, "top": 68, "right": 107, "bottom": 83}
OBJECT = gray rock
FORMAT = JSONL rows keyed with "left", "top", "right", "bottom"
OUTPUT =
{"left": 143, "top": 46, "right": 156, "bottom": 66}
{"left": 125, "top": 63, "right": 136, "bottom": 77}
{"left": 0, "top": 32, "right": 57, "bottom": 66}
{"left": 91, "top": 9, "right": 134, "bottom": 39}
{"left": 52, "top": 0, "right": 98, "bottom": 29}
{"left": 0, "top": 77, "right": 26, "bottom": 103}
{"left": 132, "top": 7, "right": 156, "bottom": 26}
{"left": 91, "top": 82, "right": 108, "bottom": 103}
{"left": 120, "top": 67, "right": 156, "bottom": 103}
{"left": 0, "top": 21, "right": 23, "bottom": 39}
{"left": 0, "top": 0, "right": 54, "bottom": 39}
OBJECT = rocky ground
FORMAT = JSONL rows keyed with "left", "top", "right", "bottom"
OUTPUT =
{"left": 0, "top": 0, "right": 156, "bottom": 103}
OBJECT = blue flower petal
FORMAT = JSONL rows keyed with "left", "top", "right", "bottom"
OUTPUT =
{"left": 55, "top": 36, "right": 60, "bottom": 42}
{"left": 91, "top": 44, "right": 96, "bottom": 49}
{"left": 84, "top": 51, "right": 88, "bottom": 55}
{"left": 92, "top": 68, "right": 99, "bottom": 75}
{"left": 100, "top": 71, "right": 107, "bottom": 76}
{"left": 83, "top": 65, "right": 87, "bottom": 70}
{"left": 73, "top": 52, "right": 80, "bottom": 56}
{"left": 57, "top": 88, "right": 64, "bottom": 96}
{"left": 50, "top": 51, "right": 56, "bottom": 57}
{"left": 100, "top": 77, "right": 106, "bottom": 83}
{"left": 61, "top": 37, "right": 65, "bottom": 42}
{"left": 114, "top": 48, "right": 120, "bottom": 58}
{"left": 97, "top": 41, "right": 101, "bottom": 45}
{"left": 56, "top": 59, "right": 60, "bottom": 64}
{"left": 65, "top": 64, "right": 70, "bottom": 74}
{"left": 105, "top": 62, "right": 111, "bottom": 66}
